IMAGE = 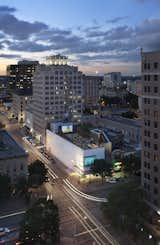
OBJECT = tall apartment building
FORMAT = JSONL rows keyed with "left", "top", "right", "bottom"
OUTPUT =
{"left": 31, "top": 55, "right": 83, "bottom": 142}
{"left": 83, "top": 75, "right": 102, "bottom": 109}
{"left": 141, "top": 50, "right": 160, "bottom": 210}
{"left": 7, "top": 60, "right": 39, "bottom": 91}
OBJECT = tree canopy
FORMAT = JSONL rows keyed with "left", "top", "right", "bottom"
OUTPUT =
{"left": 102, "top": 182, "right": 149, "bottom": 235}
{"left": 90, "top": 159, "right": 112, "bottom": 180}
{"left": 122, "top": 154, "right": 141, "bottom": 176}
{"left": 28, "top": 160, "right": 48, "bottom": 186}
{"left": 122, "top": 110, "right": 138, "bottom": 119}
{"left": 19, "top": 198, "right": 60, "bottom": 244}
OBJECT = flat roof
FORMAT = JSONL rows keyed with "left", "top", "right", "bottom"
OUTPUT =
{"left": 0, "top": 130, "right": 27, "bottom": 160}
{"left": 64, "top": 132, "right": 104, "bottom": 150}
{"left": 104, "top": 116, "right": 141, "bottom": 128}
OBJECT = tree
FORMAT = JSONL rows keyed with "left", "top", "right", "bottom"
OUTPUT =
{"left": 0, "top": 174, "right": 11, "bottom": 199}
{"left": 122, "top": 154, "right": 141, "bottom": 176}
{"left": 90, "top": 159, "right": 112, "bottom": 181}
{"left": 102, "top": 182, "right": 149, "bottom": 237}
{"left": 122, "top": 111, "right": 138, "bottom": 119}
{"left": 125, "top": 92, "right": 138, "bottom": 110}
{"left": 15, "top": 176, "right": 28, "bottom": 194}
{"left": 19, "top": 198, "right": 60, "bottom": 244}
{"left": 28, "top": 160, "right": 48, "bottom": 186}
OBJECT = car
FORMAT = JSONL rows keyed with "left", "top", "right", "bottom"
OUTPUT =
{"left": 106, "top": 178, "right": 117, "bottom": 184}
{"left": 0, "top": 227, "right": 10, "bottom": 233}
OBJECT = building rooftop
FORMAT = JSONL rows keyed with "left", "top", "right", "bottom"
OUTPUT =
{"left": 63, "top": 132, "right": 104, "bottom": 150}
{"left": 0, "top": 130, "right": 27, "bottom": 160}
{"left": 104, "top": 115, "right": 141, "bottom": 128}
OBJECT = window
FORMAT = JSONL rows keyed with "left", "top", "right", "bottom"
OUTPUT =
{"left": 154, "top": 99, "right": 158, "bottom": 105}
{"left": 154, "top": 121, "right": 158, "bottom": 128}
{"left": 154, "top": 188, "right": 158, "bottom": 195}
{"left": 154, "top": 144, "right": 158, "bottom": 151}
{"left": 154, "top": 75, "right": 158, "bottom": 81}
{"left": 154, "top": 111, "right": 158, "bottom": 118}
{"left": 147, "top": 63, "right": 150, "bottom": 69}
{"left": 154, "top": 62, "right": 158, "bottom": 69}
{"left": 154, "top": 166, "right": 158, "bottom": 172}
{"left": 154, "top": 177, "right": 158, "bottom": 184}
{"left": 154, "top": 133, "right": 158, "bottom": 139}
{"left": 154, "top": 87, "right": 158, "bottom": 93}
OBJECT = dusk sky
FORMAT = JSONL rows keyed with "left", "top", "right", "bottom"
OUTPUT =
{"left": 0, "top": 0, "right": 160, "bottom": 75}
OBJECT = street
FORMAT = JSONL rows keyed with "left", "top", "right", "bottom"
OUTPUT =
{"left": 0, "top": 110, "right": 128, "bottom": 245}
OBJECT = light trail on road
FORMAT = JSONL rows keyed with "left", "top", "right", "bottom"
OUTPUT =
{"left": 63, "top": 179, "right": 107, "bottom": 203}
{"left": 0, "top": 211, "right": 25, "bottom": 220}
{"left": 63, "top": 186, "right": 119, "bottom": 245}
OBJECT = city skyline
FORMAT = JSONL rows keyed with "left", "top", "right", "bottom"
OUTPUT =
{"left": 0, "top": 0, "right": 160, "bottom": 75}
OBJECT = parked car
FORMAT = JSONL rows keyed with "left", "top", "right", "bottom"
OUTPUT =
{"left": 106, "top": 177, "right": 117, "bottom": 184}
{"left": 0, "top": 227, "right": 10, "bottom": 233}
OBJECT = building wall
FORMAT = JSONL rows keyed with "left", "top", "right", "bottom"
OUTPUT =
{"left": 32, "top": 63, "right": 84, "bottom": 142}
{"left": 12, "top": 93, "right": 32, "bottom": 123}
{"left": 7, "top": 61, "right": 39, "bottom": 90}
{"left": 0, "top": 156, "right": 28, "bottom": 183}
{"left": 141, "top": 50, "right": 160, "bottom": 209}
{"left": 46, "top": 129, "right": 105, "bottom": 174}
{"left": 83, "top": 75, "right": 102, "bottom": 108}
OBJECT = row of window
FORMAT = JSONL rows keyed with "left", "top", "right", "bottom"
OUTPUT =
{"left": 144, "top": 151, "right": 160, "bottom": 161}
{"left": 144, "top": 162, "right": 158, "bottom": 172}
{"left": 143, "top": 62, "right": 158, "bottom": 70}
{"left": 144, "top": 130, "right": 158, "bottom": 139}
{"left": 144, "top": 86, "right": 159, "bottom": 93}
{"left": 144, "top": 141, "right": 158, "bottom": 150}
{"left": 144, "top": 98, "right": 158, "bottom": 105}
{"left": 144, "top": 109, "right": 159, "bottom": 118}
{"left": 143, "top": 74, "right": 159, "bottom": 81}
{"left": 144, "top": 120, "right": 158, "bottom": 128}
{"left": 45, "top": 74, "right": 82, "bottom": 79}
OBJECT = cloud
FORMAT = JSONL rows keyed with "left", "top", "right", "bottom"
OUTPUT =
{"left": 0, "top": 13, "right": 48, "bottom": 40}
{"left": 106, "top": 16, "right": 129, "bottom": 24}
{"left": 9, "top": 41, "right": 53, "bottom": 52}
{"left": 0, "top": 53, "right": 21, "bottom": 59}
{"left": 0, "top": 6, "right": 16, "bottom": 13}
{"left": 0, "top": 5, "right": 159, "bottom": 74}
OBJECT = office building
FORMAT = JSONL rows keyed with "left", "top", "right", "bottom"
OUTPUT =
{"left": 30, "top": 55, "right": 83, "bottom": 142}
{"left": 100, "top": 72, "right": 122, "bottom": 97}
{"left": 7, "top": 60, "right": 39, "bottom": 91}
{"left": 141, "top": 50, "right": 160, "bottom": 210}
{"left": 83, "top": 75, "right": 102, "bottom": 109}
{"left": 0, "top": 130, "right": 28, "bottom": 183}
{"left": 12, "top": 90, "right": 32, "bottom": 123}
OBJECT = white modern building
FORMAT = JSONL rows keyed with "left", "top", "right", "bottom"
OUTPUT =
{"left": 29, "top": 55, "right": 83, "bottom": 143}
{"left": 46, "top": 122, "right": 110, "bottom": 174}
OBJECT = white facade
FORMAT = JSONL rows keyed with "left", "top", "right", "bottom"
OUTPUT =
{"left": 46, "top": 129, "right": 105, "bottom": 174}
{"left": 25, "top": 109, "right": 33, "bottom": 131}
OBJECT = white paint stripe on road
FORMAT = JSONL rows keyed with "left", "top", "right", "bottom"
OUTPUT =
{"left": 64, "top": 186, "right": 119, "bottom": 245}
{"left": 69, "top": 206, "right": 103, "bottom": 245}
{"left": 0, "top": 210, "right": 25, "bottom": 220}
